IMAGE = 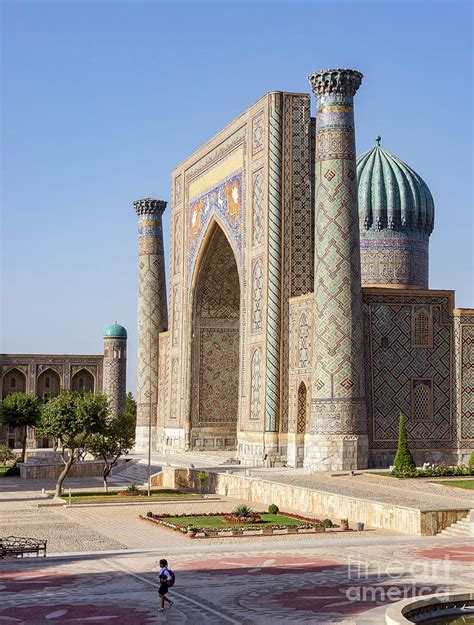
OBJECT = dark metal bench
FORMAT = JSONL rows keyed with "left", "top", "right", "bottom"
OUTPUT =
{"left": 0, "top": 536, "right": 47, "bottom": 558}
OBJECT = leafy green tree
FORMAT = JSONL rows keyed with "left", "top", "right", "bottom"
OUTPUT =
{"left": 0, "top": 443, "right": 14, "bottom": 466}
{"left": 37, "top": 391, "right": 108, "bottom": 496}
{"left": 393, "top": 413, "right": 416, "bottom": 474}
{"left": 0, "top": 393, "right": 41, "bottom": 462}
{"left": 125, "top": 392, "right": 137, "bottom": 423}
{"left": 86, "top": 410, "right": 135, "bottom": 491}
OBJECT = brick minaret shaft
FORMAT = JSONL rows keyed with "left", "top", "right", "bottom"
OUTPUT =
{"left": 307, "top": 68, "right": 368, "bottom": 471}
{"left": 134, "top": 198, "right": 168, "bottom": 452}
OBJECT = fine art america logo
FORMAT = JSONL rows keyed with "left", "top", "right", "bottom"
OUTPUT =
{"left": 345, "top": 555, "right": 451, "bottom": 603}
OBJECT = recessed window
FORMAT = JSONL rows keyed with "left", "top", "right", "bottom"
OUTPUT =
{"left": 412, "top": 379, "right": 433, "bottom": 422}
{"left": 45, "top": 377, "right": 50, "bottom": 389}
{"left": 412, "top": 309, "right": 433, "bottom": 348}
{"left": 79, "top": 377, "right": 84, "bottom": 390}
{"left": 381, "top": 337, "right": 389, "bottom": 349}
{"left": 10, "top": 377, "right": 16, "bottom": 388}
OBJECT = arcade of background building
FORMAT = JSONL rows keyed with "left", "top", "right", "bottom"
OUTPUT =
{"left": 0, "top": 324, "right": 127, "bottom": 449}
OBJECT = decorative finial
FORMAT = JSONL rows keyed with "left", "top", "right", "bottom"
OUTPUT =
{"left": 375, "top": 135, "right": 381, "bottom": 146}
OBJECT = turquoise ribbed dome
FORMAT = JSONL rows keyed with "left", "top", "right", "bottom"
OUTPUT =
{"left": 357, "top": 142, "right": 434, "bottom": 234}
{"left": 103, "top": 323, "right": 127, "bottom": 339}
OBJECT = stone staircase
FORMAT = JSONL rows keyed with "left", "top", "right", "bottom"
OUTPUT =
{"left": 438, "top": 514, "right": 472, "bottom": 538}
{"left": 111, "top": 460, "right": 162, "bottom": 486}
{"left": 152, "top": 450, "right": 240, "bottom": 468}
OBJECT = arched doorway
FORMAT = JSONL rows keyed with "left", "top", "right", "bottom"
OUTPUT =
{"left": 36, "top": 369, "right": 61, "bottom": 401}
{"left": 71, "top": 368, "right": 95, "bottom": 392}
{"left": 2, "top": 368, "right": 27, "bottom": 399}
{"left": 190, "top": 224, "right": 240, "bottom": 450}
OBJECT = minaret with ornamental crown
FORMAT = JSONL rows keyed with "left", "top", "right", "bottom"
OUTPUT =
{"left": 306, "top": 68, "right": 369, "bottom": 471}
{"left": 134, "top": 198, "right": 168, "bottom": 452}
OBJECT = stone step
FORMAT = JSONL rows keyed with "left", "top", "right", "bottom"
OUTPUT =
{"left": 438, "top": 514, "right": 471, "bottom": 537}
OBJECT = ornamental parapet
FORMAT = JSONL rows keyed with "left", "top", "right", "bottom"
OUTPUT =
{"left": 308, "top": 68, "right": 363, "bottom": 97}
{"left": 133, "top": 198, "right": 167, "bottom": 217}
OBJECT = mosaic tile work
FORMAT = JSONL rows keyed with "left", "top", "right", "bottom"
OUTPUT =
{"left": 250, "top": 348, "right": 263, "bottom": 420}
{"left": 134, "top": 199, "right": 168, "bottom": 447}
{"left": 265, "top": 92, "right": 283, "bottom": 433}
{"left": 357, "top": 143, "right": 434, "bottom": 288}
{"left": 188, "top": 171, "right": 243, "bottom": 276}
{"left": 459, "top": 315, "right": 474, "bottom": 443}
{"left": 363, "top": 292, "right": 452, "bottom": 450}
{"left": 191, "top": 227, "right": 240, "bottom": 430}
{"left": 309, "top": 69, "right": 367, "bottom": 437}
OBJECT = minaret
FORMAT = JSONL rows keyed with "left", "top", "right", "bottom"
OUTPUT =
{"left": 306, "top": 69, "right": 368, "bottom": 471}
{"left": 103, "top": 322, "right": 127, "bottom": 416}
{"left": 134, "top": 198, "right": 168, "bottom": 452}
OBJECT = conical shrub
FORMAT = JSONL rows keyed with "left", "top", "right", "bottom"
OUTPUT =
{"left": 393, "top": 413, "right": 416, "bottom": 474}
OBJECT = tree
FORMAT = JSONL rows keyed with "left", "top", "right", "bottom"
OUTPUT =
{"left": 0, "top": 393, "right": 41, "bottom": 462}
{"left": 125, "top": 392, "right": 137, "bottom": 423}
{"left": 393, "top": 413, "right": 416, "bottom": 474}
{"left": 86, "top": 410, "right": 135, "bottom": 491}
{"left": 0, "top": 443, "right": 14, "bottom": 466}
{"left": 37, "top": 391, "right": 108, "bottom": 497}
{"left": 196, "top": 471, "right": 209, "bottom": 494}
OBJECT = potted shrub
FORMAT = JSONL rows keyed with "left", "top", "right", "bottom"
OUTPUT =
{"left": 187, "top": 525, "right": 198, "bottom": 538}
{"left": 340, "top": 518, "right": 349, "bottom": 531}
{"left": 268, "top": 503, "right": 279, "bottom": 514}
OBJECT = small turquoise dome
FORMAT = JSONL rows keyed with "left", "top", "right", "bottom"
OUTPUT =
{"left": 103, "top": 323, "right": 127, "bottom": 339}
{"left": 357, "top": 140, "right": 434, "bottom": 234}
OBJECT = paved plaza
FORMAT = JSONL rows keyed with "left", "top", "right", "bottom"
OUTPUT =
{"left": 1, "top": 536, "right": 473, "bottom": 624}
{"left": 1, "top": 472, "right": 473, "bottom": 623}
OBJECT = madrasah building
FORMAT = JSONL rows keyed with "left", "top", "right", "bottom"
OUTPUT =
{"left": 133, "top": 68, "right": 473, "bottom": 470}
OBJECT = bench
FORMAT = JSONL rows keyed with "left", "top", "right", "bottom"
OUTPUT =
{"left": 0, "top": 536, "right": 47, "bottom": 558}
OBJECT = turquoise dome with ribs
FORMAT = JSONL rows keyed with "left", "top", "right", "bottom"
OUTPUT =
{"left": 356, "top": 138, "right": 435, "bottom": 288}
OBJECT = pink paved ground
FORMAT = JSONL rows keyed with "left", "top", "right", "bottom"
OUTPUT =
{"left": 1, "top": 537, "right": 473, "bottom": 624}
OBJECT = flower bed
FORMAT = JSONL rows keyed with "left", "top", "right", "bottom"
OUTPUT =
{"left": 139, "top": 511, "right": 333, "bottom": 538}
{"left": 390, "top": 463, "right": 474, "bottom": 478}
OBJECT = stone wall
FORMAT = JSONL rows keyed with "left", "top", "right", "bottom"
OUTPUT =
{"left": 161, "top": 467, "right": 468, "bottom": 536}
{"left": 20, "top": 460, "right": 107, "bottom": 480}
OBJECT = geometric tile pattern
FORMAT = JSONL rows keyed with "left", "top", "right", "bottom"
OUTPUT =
{"left": 363, "top": 294, "right": 452, "bottom": 449}
{"left": 252, "top": 170, "right": 264, "bottom": 246}
{"left": 134, "top": 199, "right": 168, "bottom": 432}
{"left": 297, "top": 381, "right": 307, "bottom": 434}
{"left": 251, "top": 259, "right": 263, "bottom": 334}
{"left": 265, "top": 93, "right": 283, "bottom": 433}
{"left": 250, "top": 349, "right": 262, "bottom": 421}
{"left": 460, "top": 318, "right": 474, "bottom": 442}
{"left": 309, "top": 70, "right": 367, "bottom": 435}
{"left": 298, "top": 314, "right": 310, "bottom": 369}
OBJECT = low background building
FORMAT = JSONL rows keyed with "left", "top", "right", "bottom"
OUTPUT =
{"left": 0, "top": 323, "right": 127, "bottom": 449}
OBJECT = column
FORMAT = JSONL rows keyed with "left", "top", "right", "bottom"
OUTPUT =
{"left": 134, "top": 198, "right": 168, "bottom": 452}
{"left": 306, "top": 69, "right": 368, "bottom": 471}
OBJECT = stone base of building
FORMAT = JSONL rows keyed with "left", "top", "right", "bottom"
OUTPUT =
{"left": 190, "top": 426, "right": 237, "bottom": 451}
{"left": 303, "top": 433, "right": 369, "bottom": 471}
{"left": 158, "top": 427, "right": 187, "bottom": 453}
{"left": 237, "top": 431, "right": 285, "bottom": 467}
{"left": 287, "top": 433, "right": 305, "bottom": 468}
{"left": 133, "top": 426, "right": 159, "bottom": 454}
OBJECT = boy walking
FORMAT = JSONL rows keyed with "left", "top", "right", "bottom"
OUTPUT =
{"left": 157, "top": 558, "right": 174, "bottom": 612}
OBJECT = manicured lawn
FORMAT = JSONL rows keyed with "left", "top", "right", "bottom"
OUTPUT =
{"left": 64, "top": 489, "right": 202, "bottom": 503}
{"left": 433, "top": 480, "right": 474, "bottom": 490}
{"left": 164, "top": 513, "right": 313, "bottom": 529}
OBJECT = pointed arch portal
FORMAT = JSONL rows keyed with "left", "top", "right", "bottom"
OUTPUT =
{"left": 190, "top": 224, "right": 240, "bottom": 450}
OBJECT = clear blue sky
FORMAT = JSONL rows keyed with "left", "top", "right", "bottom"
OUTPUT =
{"left": 1, "top": 0, "right": 472, "bottom": 394}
